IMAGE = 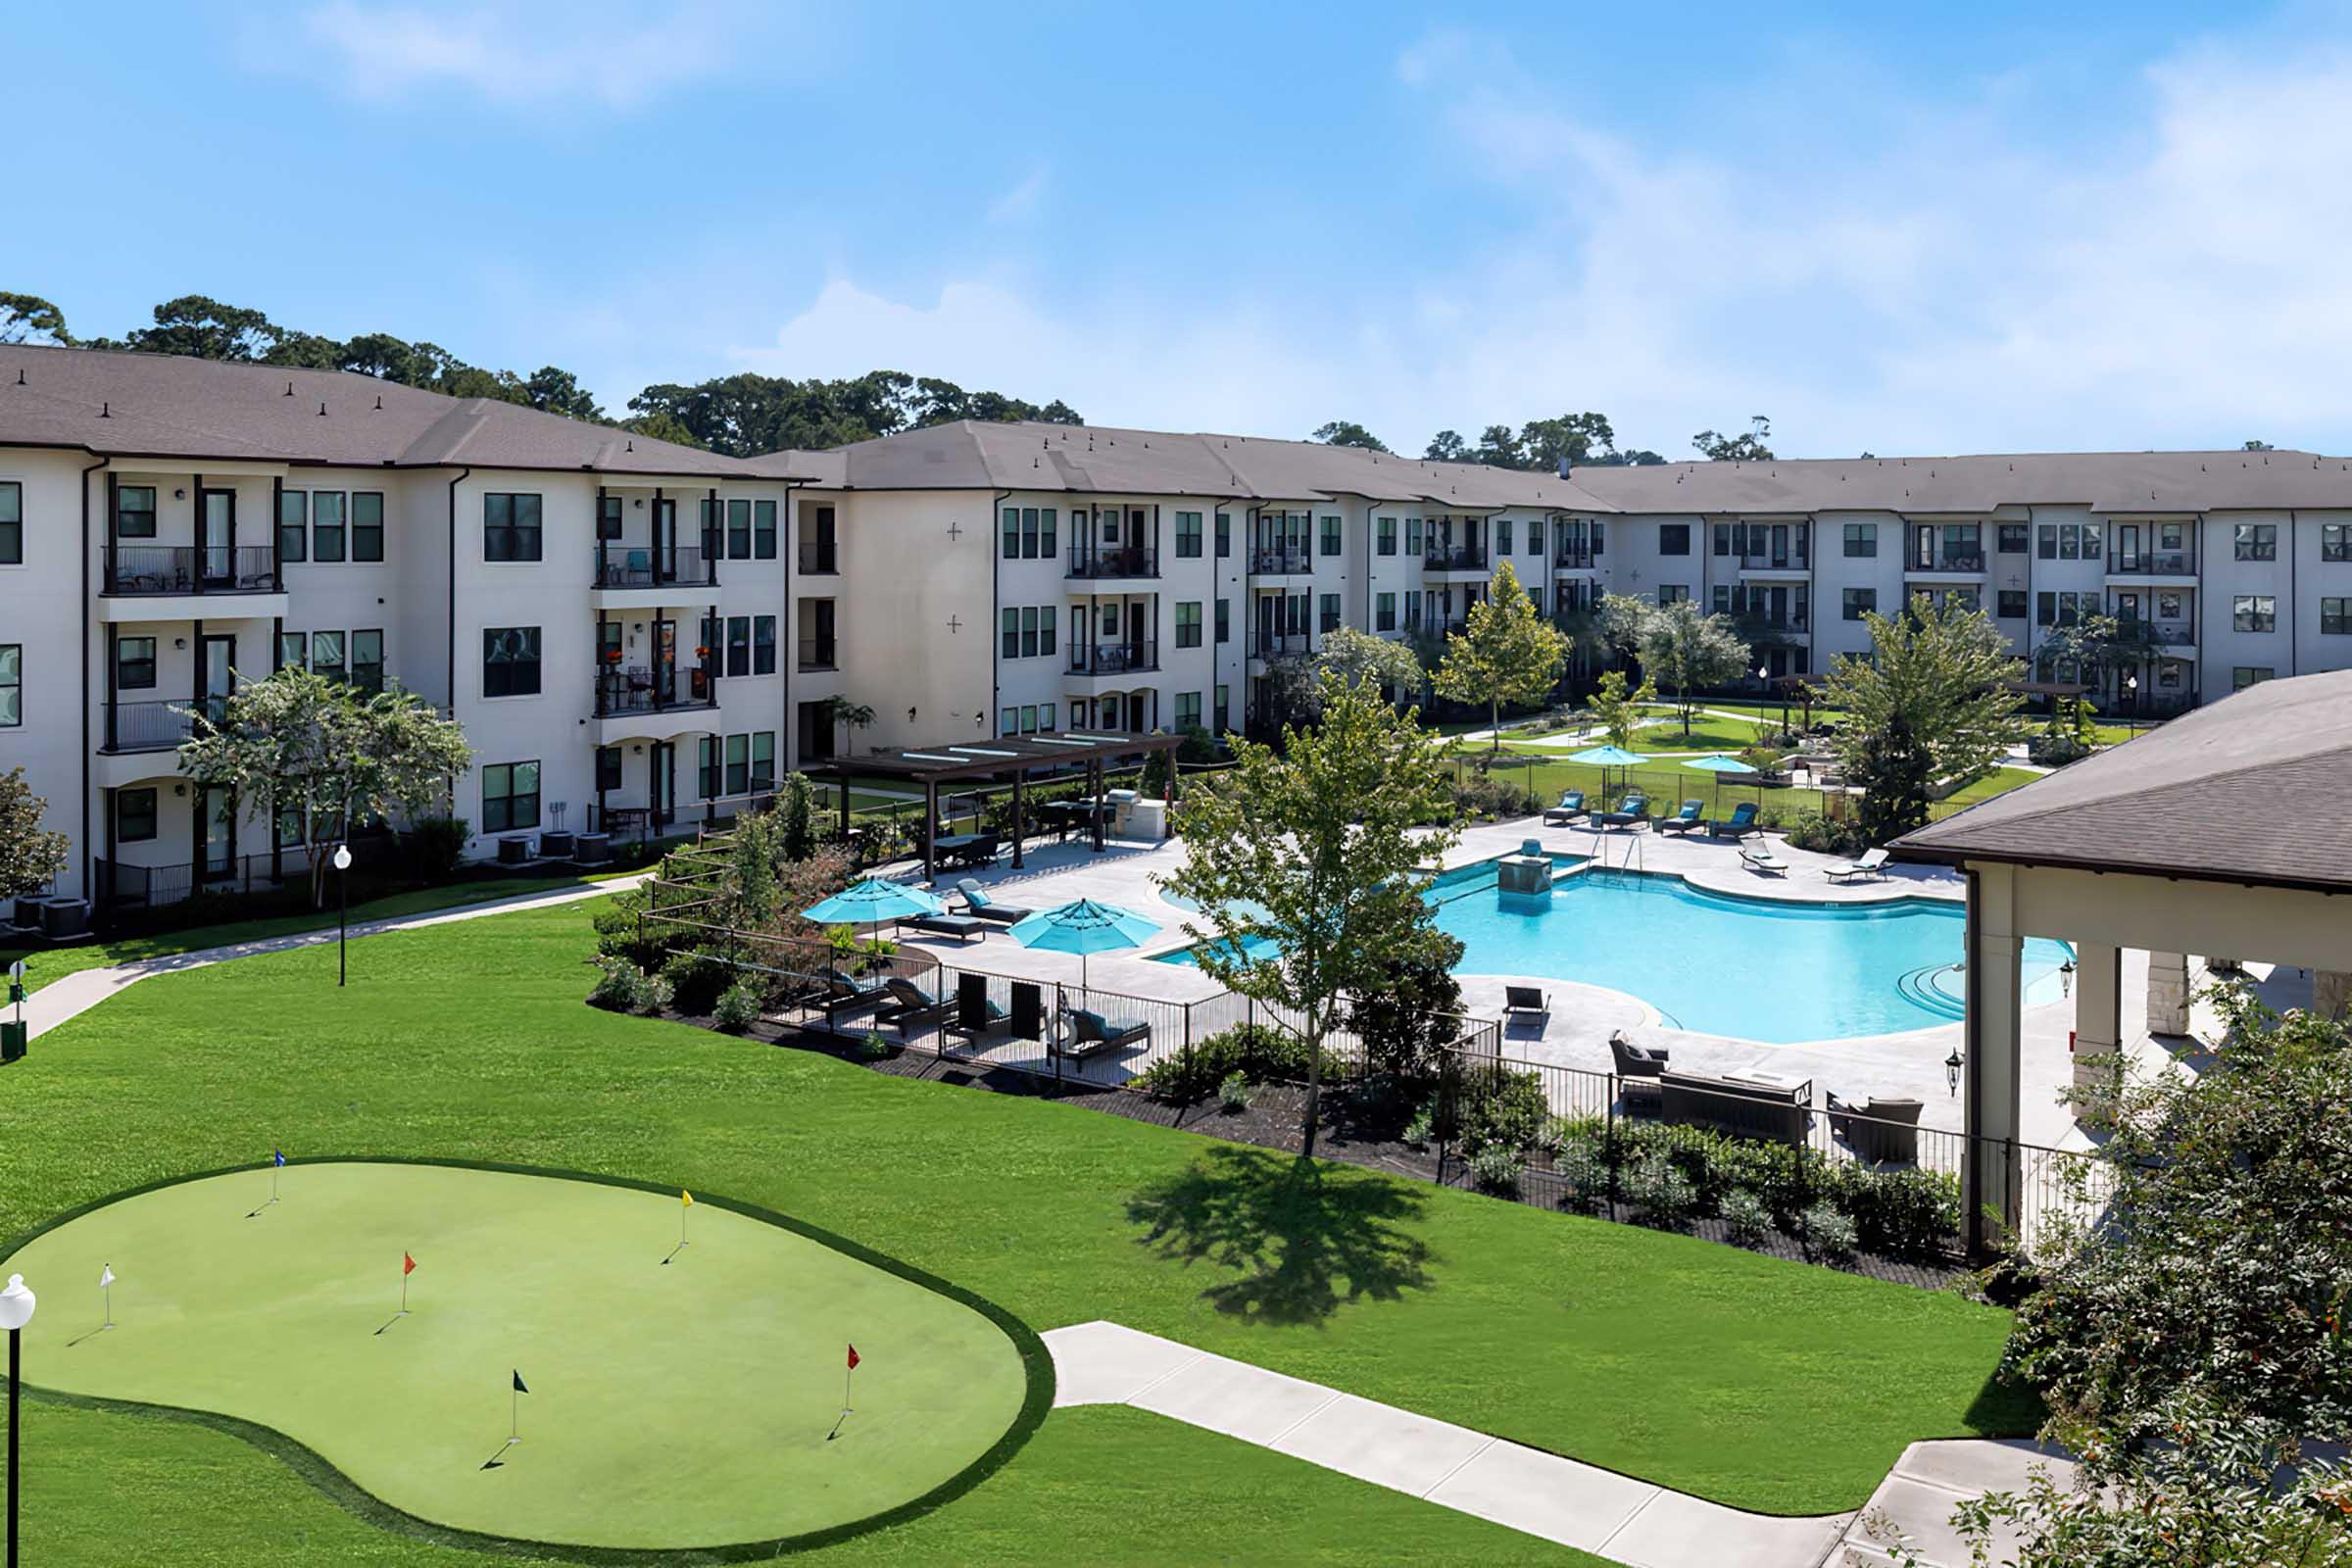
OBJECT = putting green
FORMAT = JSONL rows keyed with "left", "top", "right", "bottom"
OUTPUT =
{"left": 5, "top": 1162, "right": 1042, "bottom": 1552}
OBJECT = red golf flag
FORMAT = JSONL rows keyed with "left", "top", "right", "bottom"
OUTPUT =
{"left": 403, "top": 1252, "right": 416, "bottom": 1276}
{"left": 847, "top": 1344, "right": 860, "bottom": 1371}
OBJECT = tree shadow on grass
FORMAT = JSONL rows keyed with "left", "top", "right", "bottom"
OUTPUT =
{"left": 1124, "top": 1146, "right": 1435, "bottom": 1327}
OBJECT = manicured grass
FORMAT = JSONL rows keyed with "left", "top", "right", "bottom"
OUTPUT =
{"left": 1462, "top": 755, "right": 1833, "bottom": 820}
{"left": 12, "top": 1163, "right": 1029, "bottom": 1550}
{"left": 1931, "top": 766, "right": 2044, "bottom": 817}
{"left": 0, "top": 869, "right": 637, "bottom": 996}
{"left": 0, "top": 900, "right": 2034, "bottom": 1557}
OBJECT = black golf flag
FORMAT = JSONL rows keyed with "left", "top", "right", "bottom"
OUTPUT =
{"left": 513, "top": 1369, "right": 529, "bottom": 1395}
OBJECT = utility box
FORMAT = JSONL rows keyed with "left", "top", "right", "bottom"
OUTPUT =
{"left": 1497, "top": 854, "right": 1552, "bottom": 897}
{"left": 1, "top": 1022, "right": 24, "bottom": 1065}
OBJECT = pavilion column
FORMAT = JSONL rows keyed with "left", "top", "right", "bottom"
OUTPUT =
{"left": 1010, "top": 768, "right": 1026, "bottom": 870}
{"left": 2071, "top": 941, "right": 2123, "bottom": 1105}
{"left": 1963, "top": 864, "right": 2025, "bottom": 1260}
{"left": 2146, "top": 952, "right": 2193, "bottom": 1036}
{"left": 922, "top": 779, "right": 938, "bottom": 884}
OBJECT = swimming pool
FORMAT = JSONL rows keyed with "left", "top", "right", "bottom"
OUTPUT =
{"left": 1159, "top": 856, "right": 2073, "bottom": 1045}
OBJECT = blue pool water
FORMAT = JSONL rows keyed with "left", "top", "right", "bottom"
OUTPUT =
{"left": 1159, "top": 857, "right": 2072, "bottom": 1045}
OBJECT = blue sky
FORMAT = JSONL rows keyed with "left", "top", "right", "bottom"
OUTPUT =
{"left": 14, "top": 2, "right": 2350, "bottom": 458}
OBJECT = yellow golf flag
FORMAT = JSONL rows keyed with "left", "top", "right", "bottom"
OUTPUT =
{"left": 681, "top": 1189, "right": 694, "bottom": 1207}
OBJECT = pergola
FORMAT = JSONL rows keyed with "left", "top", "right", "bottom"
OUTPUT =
{"left": 811, "top": 729, "right": 1194, "bottom": 883}
{"left": 1894, "top": 671, "right": 2352, "bottom": 1256}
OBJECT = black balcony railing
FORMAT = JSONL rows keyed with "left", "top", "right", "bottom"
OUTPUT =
{"left": 798, "top": 540, "right": 838, "bottom": 573}
{"left": 1913, "top": 551, "right": 1985, "bottom": 573}
{"left": 1068, "top": 640, "right": 1158, "bottom": 675}
{"left": 103, "top": 699, "right": 198, "bottom": 753}
{"left": 1250, "top": 547, "right": 1311, "bottom": 575}
{"left": 2120, "top": 620, "right": 2197, "bottom": 647}
{"left": 1067, "top": 545, "right": 1159, "bottom": 579}
{"left": 594, "top": 659, "right": 718, "bottom": 717}
{"left": 1554, "top": 545, "right": 1597, "bottom": 567}
{"left": 1250, "top": 631, "right": 1309, "bottom": 659}
{"left": 1425, "top": 545, "right": 1488, "bottom": 571}
{"left": 1737, "top": 551, "right": 1808, "bottom": 570}
{"left": 797, "top": 637, "right": 838, "bottom": 671}
{"left": 103, "top": 545, "right": 278, "bottom": 595}
{"left": 2108, "top": 550, "right": 2196, "bottom": 576}
{"left": 593, "top": 543, "right": 716, "bottom": 589}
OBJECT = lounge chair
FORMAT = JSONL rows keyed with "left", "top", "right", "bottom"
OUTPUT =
{"left": 1503, "top": 984, "right": 1549, "bottom": 1019}
{"left": 1059, "top": 1007, "right": 1151, "bottom": 1059}
{"left": 1542, "top": 790, "right": 1587, "bottom": 825}
{"left": 1610, "top": 1031, "right": 1670, "bottom": 1112}
{"left": 1740, "top": 843, "right": 1789, "bottom": 876}
{"left": 821, "top": 971, "right": 893, "bottom": 1028}
{"left": 1829, "top": 1093, "right": 1923, "bottom": 1164}
{"left": 876, "top": 975, "right": 953, "bottom": 1031}
{"left": 1655, "top": 800, "right": 1704, "bottom": 834}
{"left": 1595, "top": 794, "right": 1648, "bottom": 829}
{"left": 946, "top": 973, "right": 1010, "bottom": 1043}
{"left": 1708, "top": 802, "right": 1760, "bottom": 839}
{"left": 1825, "top": 847, "right": 1891, "bottom": 883}
{"left": 901, "top": 910, "right": 986, "bottom": 943}
{"left": 956, "top": 878, "right": 1036, "bottom": 925}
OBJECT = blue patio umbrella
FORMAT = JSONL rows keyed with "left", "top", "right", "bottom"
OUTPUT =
{"left": 1684, "top": 752, "right": 1759, "bottom": 808}
{"left": 1006, "top": 898, "right": 1161, "bottom": 991}
{"left": 1569, "top": 744, "right": 1649, "bottom": 802}
{"left": 802, "top": 877, "right": 946, "bottom": 930}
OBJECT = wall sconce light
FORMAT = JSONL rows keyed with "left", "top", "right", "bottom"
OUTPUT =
{"left": 1943, "top": 1047, "right": 1964, "bottom": 1097}
{"left": 634, "top": 498, "right": 645, "bottom": 510}
{"left": 974, "top": 710, "right": 985, "bottom": 726}
{"left": 906, "top": 707, "right": 916, "bottom": 723}
{"left": 173, "top": 488, "right": 186, "bottom": 501}
{"left": 173, "top": 783, "right": 186, "bottom": 797}
{"left": 632, "top": 744, "right": 644, "bottom": 755}
{"left": 173, "top": 637, "right": 186, "bottom": 650}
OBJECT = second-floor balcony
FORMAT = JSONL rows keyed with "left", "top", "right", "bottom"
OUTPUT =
{"left": 1250, "top": 630, "right": 1310, "bottom": 659}
{"left": 1737, "top": 549, "right": 1809, "bottom": 571}
{"left": 102, "top": 698, "right": 203, "bottom": 754}
{"left": 1425, "top": 545, "right": 1489, "bottom": 572}
{"left": 1911, "top": 550, "right": 1985, "bottom": 573}
{"left": 2108, "top": 549, "right": 2197, "bottom": 576}
{"left": 2119, "top": 617, "right": 2197, "bottom": 648}
{"left": 593, "top": 658, "right": 717, "bottom": 718}
{"left": 1067, "top": 545, "right": 1158, "bottom": 579}
{"left": 1068, "top": 639, "right": 1158, "bottom": 675}
{"left": 103, "top": 545, "right": 278, "bottom": 596}
{"left": 798, "top": 636, "right": 838, "bottom": 671}
{"left": 1554, "top": 544, "right": 1598, "bottom": 568}
{"left": 798, "top": 540, "right": 838, "bottom": 574}
{"left": 593, "top": 543, "right": 716, "bottom": 589}
{"left": 1250, "top": 546, "right": 1312, "bottom": 575}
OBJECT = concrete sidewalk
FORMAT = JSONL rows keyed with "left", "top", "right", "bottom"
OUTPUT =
{"left": 1045, "top": 1319, "right": 1855, "bottom": 1567}
{"left": 20, "top": 873, "right": 649, "bottom": 1044}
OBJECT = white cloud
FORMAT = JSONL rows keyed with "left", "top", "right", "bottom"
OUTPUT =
{"left": 288, "top": 1, "right": 765, "bottom": 108}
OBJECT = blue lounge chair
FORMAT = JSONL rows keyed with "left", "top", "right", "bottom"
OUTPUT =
{"left": 1595, "top": 794, "right": 1647, "bottom": 829}
{"left": 1708, "top": 802, "right": 1760, "bottom": 839}
{"left": 1543, "top": 790, "right": 1587, "bottom": 825}
{"left": 1060, "top": 1007, "right": 1151, "bottom": 1059}
{"left": 956, "top": 878, "right": 1036, "bottom": 924}
{"left": 1656, "top": 800, "right": 1704, "bottom": 834}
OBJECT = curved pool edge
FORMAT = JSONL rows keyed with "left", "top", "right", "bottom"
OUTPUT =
{"left": 0, "top": 1156, "right": 1057, "bottom": 1565}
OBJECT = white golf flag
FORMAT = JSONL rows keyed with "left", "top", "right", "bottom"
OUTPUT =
{"left": 99, "top": 1264, "right": 115, "bottom": 1289}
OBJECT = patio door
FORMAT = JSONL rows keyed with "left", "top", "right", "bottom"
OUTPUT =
{"left": 1126, "top": 601, "right": 1146, "bottom": 664}
{"left": 200, "top": 489, "right": 236, "bottom": 587}
{"left": 198, "top": 785, "right": 235, "bottom": 880}
{"left": 652, "top": 497, "right": 677, "bottom": 580}
{"left": 198, "top": 633, "right": 235, "bottom": 727}
{"left": 650, "top": 741, "right": 675, "bottom": 827}
{"left": 653, "top": 617, "right": 676, "bottom": 706}
{"left": 2115, "top": 524, "right": 2141, "bottom": 573}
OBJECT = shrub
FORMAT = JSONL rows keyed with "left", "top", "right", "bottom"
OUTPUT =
{"left": 1804, "top": 1202, "right": 1859, "bottom": 1263}
{"left": 402, "top": 815, "right": 470, "bottom": 882}
{"left": 1721, "top": 1189, "right": 1773, "bottom": 1248}
{"left": 1554, "top": 1142, "right": 1610, "bottom": 1214}
{"left": 1627, "top": 1155, "right": 1698, "bottom": 1230}
{"left": 1820, "top": 1162, "right": 1960, "bottom": 1259}
{"left": 851, "top": 1030, "right": 897, "bottom": 1062}
{"left": 659, "top": 946, "right": 737, "bottom": 1015}
{"left": 711, "top": 977, "right": 763, "bottom": 1035}
{"left": 1218, "top": 1070, "right": 1252, "bottom": 1113}
{"left": 2027, "top": 732, "right": 2093, "bottom": 767}
{"left": 587, "top": 956, "right": 643, "bottom": 1011}
{"left": 1458, "top": 1067, "right": 1549, "bottom": 1155}
{"left": 1346, "top": 936, "right": 1467, "bottom": 1101}
{"left": 1131, "top": 1022, "right": 1348, "bottom": 1102}
{"left": 629, "top": 969, "right": 674, "bottom": 1017}
{"left": 1402, "top": 1100, "right": 1438, "bottom": 1148}
{"left": 1532, "top": 1113, "right": 1573, "bottom": 1158}
{"left": 1784, "top": 810, "right": 1870, "bottom": 858}
{"left": 1468, "top": 1143, "right": 1524, "bottom": 1197}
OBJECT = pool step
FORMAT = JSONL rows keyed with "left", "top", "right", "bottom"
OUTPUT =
{"left": 1894, "top": 963, "right": 1968, "bottom": 1021}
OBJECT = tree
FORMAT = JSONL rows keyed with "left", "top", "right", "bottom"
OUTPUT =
{"left": 776, "top": 771, "right": 817, "bottom": 860}
{"left": 1587, "top": 667, "right": 1656, "bottom": 751}
{"left": 0, "top": 292, "right": 71, "bottom": 345}
{"left": 1423, "top": 429, "right": 1468, "bottom": 462}
{"left": 1158, "top": 673, "right": 1460, "bottom": 1157}
{"left": 820, "top": 698, "right": 876, "bottom": 759}
{"left": 1309, "top": 420, "right": 1390, "bottom": 453}
{"left": 1634, "top": 598, "right": 1752, "bottom": 739}
{"left": 627, "top": 369, "right": 1083, "bottom": 457}
{"left": 1431, "top": 563, "right": 1569, "bottom": 750}
{"left": 116, "top": 295, "right": 286, "bottom": 361}
{"left": 619, "top": 410, "right": 707, "bottom": 449}
{"left": 520, "top": 366, "right": 603, "bottom": 421}
{"left": 1470, "top": 424, "right": 1526, "bottom": 468}
{"left": 1691, "top": 416, "right": 1774, "bottom": 462}
{"left": 1593, "top": 592, "right": 1654, "bottom": 666}
{"left": 2243, "top": 439, "right": 2276, "bottom": 451}
{"left": 1517, "top": 412, "right": 1617, "bottom": 471}
{"left": 0, "top": 766, "right": 71, "bottom": 899}
{"left": 175, "top": 669, "right": 473, "bottom": 906}
{"left": 1820, "top": 594, "right": 2024, "bottom": 842}
{"left": 1313, "top": 626, "right": 1424, "bottom": 705}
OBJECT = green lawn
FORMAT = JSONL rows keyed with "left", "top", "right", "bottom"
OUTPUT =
{"left": 13, "top": 1162, "right": 1031, "bottom": 1551}
{"left": 0, "top": 900, "right": 2034, "bottom": 1559}
{"left": 1931, "top": 766, "right": 2044, "bottom": 817}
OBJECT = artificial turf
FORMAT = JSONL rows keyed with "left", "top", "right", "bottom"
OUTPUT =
{"left": 9, "top": 1163, "right": 1030, "bottom": 1550}
{"left": 0, "top": 897, "right": 2037, "bottom": 1558}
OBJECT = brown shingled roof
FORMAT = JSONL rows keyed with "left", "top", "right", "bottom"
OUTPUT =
{"left": 1893, "top": 670, "right": 2352, "bottom": 894}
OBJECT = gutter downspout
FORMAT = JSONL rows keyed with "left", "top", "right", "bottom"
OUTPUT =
{"left": 988, "top": 488, "right": 1009, "bottom": 739}
{"left": 446, "top": 467, "right": 469, "bottom": 713}
{"left": 2290, "top": 509, "right": 2300, "bottom": 678}
{"left": 80, "top": 455, "right": 111, "bottom": 905}
{"left": 781, "top": 479, "right": 808, "bottom": 769}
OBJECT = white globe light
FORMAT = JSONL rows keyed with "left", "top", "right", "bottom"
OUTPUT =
{"left": 0, "top": 1272, "right": 33, "bottom": 1330}
{"left": 332, "top": 845, "right": 353, "bottom": 871}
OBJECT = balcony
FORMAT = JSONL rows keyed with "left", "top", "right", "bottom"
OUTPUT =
{"left": 797, "top": 636, "right": 838, "bottom": 672}
{"left": 1910, "top": 551, "right": 1985, "bottom": 574}
{"left": 1067, "top": 640, "right": 1158, "bottom": 676}
{"left": 1425, "top": 545, "right": 1489, "bottom": 573}
{"left": 594, "top": 659, "right": 717, "bottom": 720}
{"left": 2107, "top": 550, "right": 2197, "bottom": 577}
{"left": 1250, "top": 547, "right": 1311, "bottom": 576}
{"left": 1067, "top": 545, "right": 1159, "bottom": 580}
{"left": 593, "top": 544, "right": 716, "bottom": 590}
{"left": 798, "top": 540, "right": 838, "bottom": 574}
{"left": 102, "top": 545, "right": 279, "bottom": 596}
{"left": 102, "top": 699, "right": 201, "bottom": 754}
{"left": 1736, "top": 551, "right": 1809, "bottom": 572}
{"left": 2119, "top": 619, "right": 2197, "bottom": 648}
{"left": 1249, "top": 631, "right": 1310, "bottom": 660}
{"left": 1554, "top": 545, "right": 1597, "bottom": 568}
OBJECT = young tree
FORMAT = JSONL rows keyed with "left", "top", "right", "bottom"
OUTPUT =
{"left": 1691, "top": 415, "right": 1774, "bottom": 462}
{"left": 1314, "top": 625, "right": 1424, "bottom": 705}
{"left": 0, "top": 292, "right": 72, "bottom": 345}
{"left": 821, "top": 698, "right": 877, "bottom": 758}
{"left": 1431, "top": 563, "right": 1570, "bottom": 750}
{"left": 0, "top": 765, "right": 72, "bottom": 899}
{"left": 1635, "top": 598, "right": 1752, "bottom": 739}
{"left": 1587, "top": 667, "right": 1657, "bottom": 752}
{"left": 175, "top": 669, "right": 473, "bottom": 906}
{"left": 1159, "top": 674, "right": 1461, "bottom": 1157}
{"left": 1820, "top": 594, "right": 2024, "bottom": 842}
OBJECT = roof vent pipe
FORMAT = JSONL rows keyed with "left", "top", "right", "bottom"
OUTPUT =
{"left": 286, "top": 381, "right": 295, "bottom": 396}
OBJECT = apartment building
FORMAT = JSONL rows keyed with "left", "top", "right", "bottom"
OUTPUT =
{"left": 7, "top": 342, "right": 2352, "bottom": 912}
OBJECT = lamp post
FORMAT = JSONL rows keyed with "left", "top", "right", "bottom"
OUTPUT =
{"left": 1944, "top": 1046, "right": 1964, "bottom": 1098}
{"left": 2124, "top": 671, "right": 2139, "bottom": 735}
{"left": 333, "top": 843, "right": 354, "bottom": 987}
{"left": 2, "top": 1272, "right": 35, "bottom": 1568}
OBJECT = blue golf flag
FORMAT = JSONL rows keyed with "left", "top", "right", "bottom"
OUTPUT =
{"left": 272, "top": 1149, "right": 287, "bottom": 1168}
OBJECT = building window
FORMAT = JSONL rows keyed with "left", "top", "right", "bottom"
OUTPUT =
{"left": 278, "top": 631, "right": 306, "bottom": 671}
{"left": 1495, "top": 518, "right": 1513, "bottom": 557}
{"left": 1321, "top": 514, "right": 1343, "bottom": 557}
{"left": 313, "top": 491, "right": 346, "bottom": 563}
{"left": 719, "top": 615, "right": 748, "bottom": 677}
{"left": 352, "top": 491, "right": 384, "bottom": 563}
{"left": 699, "top": 497, "right": 722, "bottom": 559}
{"left": 1001, "top": 507, "right": 1019, "bottom": 560}
{"left": 1997, "top": 522, "right": 2029, "bottom": 554}
{"left": 482, "top": 760, "right": 541, "bottom": 832}
{"left": 1214, "top": 599, "right": 1230, "bottom": 644}
{"left": 1176, "top": 602, "right": 1202, "bottom": 648}
{"left": 2037, "top": 590, "right": 2095, "bottom": 627}
{"left": 754, "top": 615, "right": 777, "bottom": 675}
{"left": 1175, "top": 691, "right": 1202, "bottom": 730}
{"left": 118, "top": 785, "right": 158, "bottom": 843}
{"left": 753, "top": 731, "right": 777, "bottom": 792}
{"left": 1659, "top": 523, "right": 1690, "bottom": 556}
{"left": 1215, "top": 512, "right": 1231, "bottom": 558}
{"left": 2038, "top": 523, "right": 2099, "bottom": 560}
{"left": 697, "top": 736, "right": 721, "bottom": 800}
{"left": 2232, "top": 594, "right": 2277, "bottom": 633}
{"left": 1529, "top": 517, "right": 1545, "bottom": 555}
{"left": 1320, "top": 592, "right": 1341, "bottom": 632}
{"left": 1000, "top": 708, "right": 1017, "bottom": 737}
{"left": 352, "top": 630, "right": 384, "bottom": 692}
{"left": 1658, "top": 584, "right": 1689, "bottom": 605}
{"left": 1842, "top": 522, "right": 1877, "bottom": 558}
{"left": 2232, "top": 666, "right": 2274, "bottom": 691}
{"left": 116, "top": 635, "right": 157, "bottom": 691}
{"left": 2323, "top": 597, "right": 2351, "bottom": 636}
{"left": 116, "top": 485, "right": 156, "bottom": 539}
{"left": 311, "top": 631, "right": 346, "bottom": 682}
{"left": 2325, "top": 524, "right": 2349, "bottom": 563}
{"left": 1406, "top": 517, "right": 1423, "bottom": 556}
{"left": 726, "top": 499, "right": 752, "bottom": 560}
{"left": 721, "top": 732, "right": 749, "bottom": 796}
{"left": 484, "top": 494, "right": 542, "bottom": 562}
{"left": 1996, "top": 590, "right": 2028, "bottom": 619}
{"left": 2233, "top": 523, "right": 2278, "bottom": 562}
{"left": 276, "top": 490, "right": 307, "bottom": 564}
{"left": 0, "top": 644, "right": 15, "bottom": 726}
{"left": 483, "top": 626, "right": 542, "bottom": 696}
{"left": 596, "top": 746, "right": 622, "bottom": 793}
{"left": 1376, "top": 592, "right": 1396, "bottom": 632}
{"left": 1842, "top": 587, "right": 1876, "bottom": 620}
{"left": 1377, "top": 516, "right": 1396, "bottom": 556}
{"left": 1175, "top": 511, "right": 1202, "bottom": 558}
{"left": 598, "top": 494, "right": 623, "bottom": 543}
{"left": 754, "top": 499, "right": 777, "bottom": 560}
{"left": 0, "top": 482, "right": 18, "bottom": 564}
{"left": 1001, "top": 609, "right": 1018, "bottom": 659}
